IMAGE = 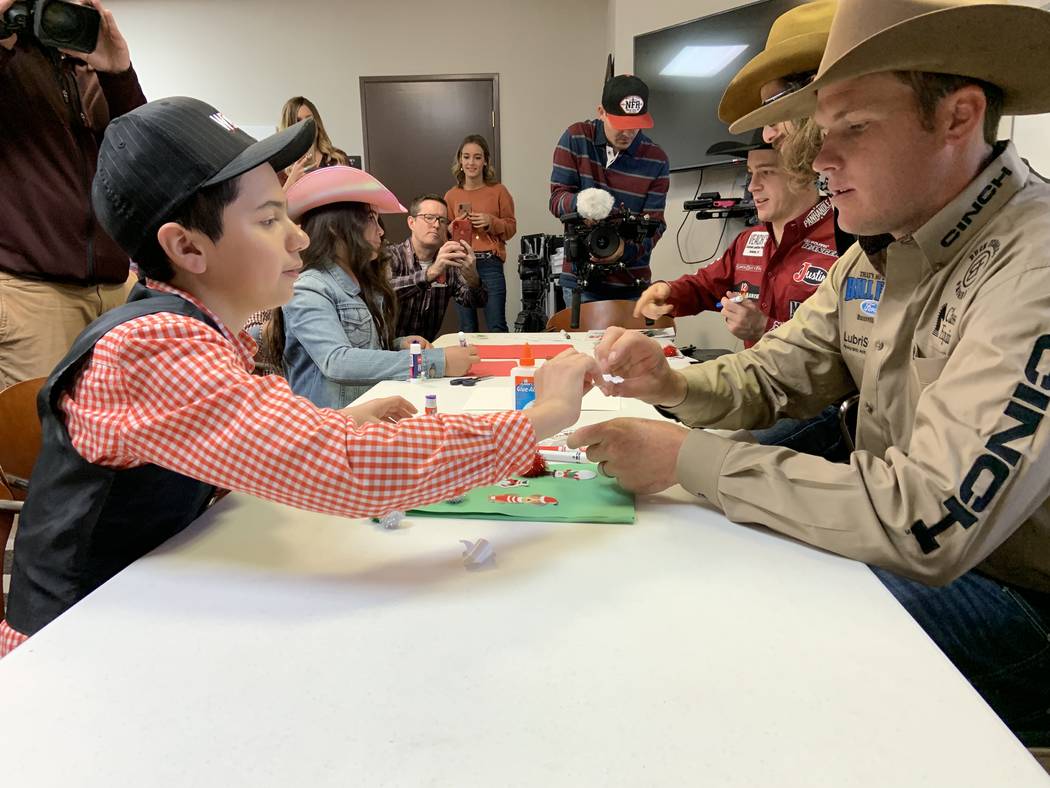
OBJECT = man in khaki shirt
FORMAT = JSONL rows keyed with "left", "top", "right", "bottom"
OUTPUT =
{"left": 573, "top": 0, "right": 1050, "bottom": 747}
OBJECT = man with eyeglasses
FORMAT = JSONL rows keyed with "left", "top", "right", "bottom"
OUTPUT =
{"left": 388, "top": 194, "right": 487, "bottom": 342}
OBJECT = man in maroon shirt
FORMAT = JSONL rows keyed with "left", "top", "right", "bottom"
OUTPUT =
{"left": 635, "top": 140, "right": 837, "bottom": 348}
{"left": 0, "top": 0, "right": 146, "bottom": 388}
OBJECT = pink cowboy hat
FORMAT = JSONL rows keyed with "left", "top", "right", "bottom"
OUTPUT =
{"left": 286, "top": 165, "right": 407, "bottom": 221}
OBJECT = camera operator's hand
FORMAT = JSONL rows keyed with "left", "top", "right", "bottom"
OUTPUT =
{"left": 720, "top": 291, "right": 767, "bottom": 343}
{"left": 62, "top": 1, "right": 131, "bottom": 74}
{"left": 442, "top": 345, "right": 480, "bottom": 377}
{"left": 590, "top": 237, "right": 625, "bottom": 265}
{"left": 634, "top": 282, "right": 674, "bottom": 320}
{"left": 593, "top": 326, "right": 687, "bottom": 406}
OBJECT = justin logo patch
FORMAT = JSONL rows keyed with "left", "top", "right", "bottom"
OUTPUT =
{"left": 742, "top": 231, "right": 769, "bottom": 257}
{"left": 793, "top": 262, "right": 828, "bottom": 286}
{"left": 208, "top": 112, "right": 239, "bottom": 132}
{"left": 620, "top": 95, "right": 645, "bottom": 115}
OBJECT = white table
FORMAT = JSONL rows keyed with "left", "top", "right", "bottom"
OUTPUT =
{"left": 1, "top": 334, "right": 1046, "bottom": 786}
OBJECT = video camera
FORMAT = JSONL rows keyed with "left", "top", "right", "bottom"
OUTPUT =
{"left": 513, "top": 233, "right": 561, "bottom": 332}
{"left": 560, "top": 188, "right": 661, "bottom": 328}
{"left": 0, "top": 0, "right": 101, "bottom": 53}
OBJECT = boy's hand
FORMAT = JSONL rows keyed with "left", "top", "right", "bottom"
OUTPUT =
{"left": 344, "top": 396, "right": 417, "bottom": 424}
{"left": 593, "top": 327, "right": 686, "bottom": 406}
{"left": 61, "top": 1, "right": 131, "bottom": 73}
{"left": 443, "top": 345, "right": 480, "bottom": 377}
{"left": 634, "top": 282, "right": 674, "bottom": 320}
{"left": 525, "top": 349, "right": 602, "bottom": 439}
{"left": 568, "top": 418, "right": 689, "bottom": 494}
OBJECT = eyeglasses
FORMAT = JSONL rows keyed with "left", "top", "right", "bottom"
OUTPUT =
{"left": 412, "top": 213, "right": 449, "bottom": 226}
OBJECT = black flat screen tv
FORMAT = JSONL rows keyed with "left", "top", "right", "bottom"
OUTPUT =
{"left": 634, "top": 0, "right": 806, "bottom": 172}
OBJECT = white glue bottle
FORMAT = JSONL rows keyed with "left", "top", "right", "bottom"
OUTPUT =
{"left": 409, "top": 341, "right": 423, "bottom": 382}
{"left": 512, "top": 343, "right": 536, "bottom": 410}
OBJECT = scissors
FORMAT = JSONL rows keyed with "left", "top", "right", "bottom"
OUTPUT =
{"left": 450, "top": 376, "right": 493, "bottom": 386}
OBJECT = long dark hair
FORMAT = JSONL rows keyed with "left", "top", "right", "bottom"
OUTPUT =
{"left": 263, "top": 202, "right": 397, "bottom": 370}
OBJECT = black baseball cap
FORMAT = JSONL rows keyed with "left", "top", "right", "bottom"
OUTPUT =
{"left": 601, "top": 74, "right": 653, "bottom": 130}
{"left": 705, "top": 129, "right": 773, "bottom": 159}
{"left": 92, "top": 96, "right": 315, "bottom": 260}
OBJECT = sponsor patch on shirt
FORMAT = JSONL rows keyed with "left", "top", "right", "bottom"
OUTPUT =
{"left": 736, "top": 263, "right": 763, "bottom": 272}
{"left": 842, "top": 331, "right": 870, "bottom": 354}
{"left": 736, "top": 281, "right": 760, "bottom": 299}
{"left": 803, "top": 200, "right": 832, "bottom": 228}
{"left": 742, "top": 231, "right": 769, "bottom": 257}
{"left": 793, "top": 262, "right": 828, "bottom": 286}
{"left": 955, "top": 238, "right": 1000, "bottom": 299}
{"left": 800, "top": 238, "right": 838, "bottom": 258}
{"left": 789, "top": 300, "right": 803, "bottom": 318}
{"left": 932, "top": 303, "right": 958, "bottom": 345}
{"left": 844, "top": 275, "right": 885, "bottom": 302}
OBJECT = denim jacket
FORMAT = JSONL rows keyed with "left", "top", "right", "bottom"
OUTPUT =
{"left": 283, "top": 262, "right": 446, "bottom": 408}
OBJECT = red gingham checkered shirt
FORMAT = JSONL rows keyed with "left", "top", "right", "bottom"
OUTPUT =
{"left": 0, "top": 281, "right": 536, "bottom": 656}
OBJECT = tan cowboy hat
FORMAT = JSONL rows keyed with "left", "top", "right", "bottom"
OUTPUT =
{"left": 731, "top": 0, "right": 1050, "bottom": 133}
{"left": 718, "top": 1, "right": 837, "bottom": 125}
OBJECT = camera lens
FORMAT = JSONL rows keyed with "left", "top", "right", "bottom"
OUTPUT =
{"left": 588, "top": 226, "right": 619, "bottom": 259}
{"left": 41, "top": 2, "right": 82, "bottom": 42}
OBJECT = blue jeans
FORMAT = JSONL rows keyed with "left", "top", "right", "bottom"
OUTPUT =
{"left": 457, "top": 256, "right": 507, "bottom": 332}
{"left": 752, "top": 403, "right": 850, "bottom": 463}
{"left": 872, "top": 566, "right": 1050, "bottom": 747}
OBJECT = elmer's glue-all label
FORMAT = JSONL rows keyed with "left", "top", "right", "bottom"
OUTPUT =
{"left": 512, "top": 344, "right": 536, "bottom": 410}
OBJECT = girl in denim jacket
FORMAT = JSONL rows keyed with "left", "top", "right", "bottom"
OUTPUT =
{"left": 266, "top": 167, "right": 477, "bottom": 408}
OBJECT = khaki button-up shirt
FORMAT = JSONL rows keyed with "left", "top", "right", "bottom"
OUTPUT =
{"left": 671, "top": 142, "right": 1050, "bottom": 591}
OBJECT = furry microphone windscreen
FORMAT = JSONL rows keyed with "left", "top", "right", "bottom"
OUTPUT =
{"left": 576, "top": 188, "right": 615, "bottom": 221}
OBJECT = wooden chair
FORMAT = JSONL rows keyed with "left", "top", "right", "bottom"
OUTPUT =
{"left": 0, "top": 377, "right": 46, "bottom": 500}
{"left": 0, "top": 472, "right": 19, "bottom": 621}
{"left": 545, "top": 300, "right": 675, "bottom": 332}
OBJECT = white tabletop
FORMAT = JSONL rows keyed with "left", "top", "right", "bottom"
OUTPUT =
{"left": 1, "top": 334, "right": 1046, "bottom": 786}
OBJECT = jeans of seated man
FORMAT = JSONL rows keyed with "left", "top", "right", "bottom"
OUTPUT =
{"left": 752, "top": 403, "right": 851, "bottom": 463}
{"left": 561, "top": 287, "right": 603, "bottom": 308}
{"left": 872, "top": 566, "right": 1050, "bottom": 747}
{"left": 457, "top": 254, "right": 507, "bottom": 332}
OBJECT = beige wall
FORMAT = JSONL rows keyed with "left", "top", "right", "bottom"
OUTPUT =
{"left": 105, "top": 0, "right": 611, "bottom": 320}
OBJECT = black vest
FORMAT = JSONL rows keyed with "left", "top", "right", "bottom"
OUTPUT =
{"left": 7, "top": 284, "right": 219, "bottom": 636}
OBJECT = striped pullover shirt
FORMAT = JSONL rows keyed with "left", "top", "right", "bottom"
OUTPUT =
{"left": 550, "top": 120, "right": 670, "bottom": 298}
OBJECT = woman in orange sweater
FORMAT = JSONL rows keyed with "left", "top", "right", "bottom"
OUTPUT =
{"left": 445, "top": 134, "right": 516, "bottom": 332}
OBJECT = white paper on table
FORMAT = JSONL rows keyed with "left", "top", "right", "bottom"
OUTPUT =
{"left": 463, "top": 387, "right": 620, "bottom": 412}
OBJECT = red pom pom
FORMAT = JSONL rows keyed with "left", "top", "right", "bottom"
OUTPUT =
{"left": 663, "top": 344, "right": 678, "bottom": 358}
{"left": 520, "top": 452, "right": 549, "bottom": 477}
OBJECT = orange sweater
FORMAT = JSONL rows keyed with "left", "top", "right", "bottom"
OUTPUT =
{"left": 444, "top": 183, "right": 517, "bottom": 261}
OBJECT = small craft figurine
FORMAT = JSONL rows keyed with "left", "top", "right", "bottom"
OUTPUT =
{"left": 488, "top": 494, "right": 559, "bottom": 506}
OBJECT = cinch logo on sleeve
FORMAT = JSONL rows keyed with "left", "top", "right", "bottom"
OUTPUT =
{"left": 793, "top": 262, "right": 828, "bottom": 286}
{"left": 910, "top": 335, "right": 1050, "bottom": 554}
